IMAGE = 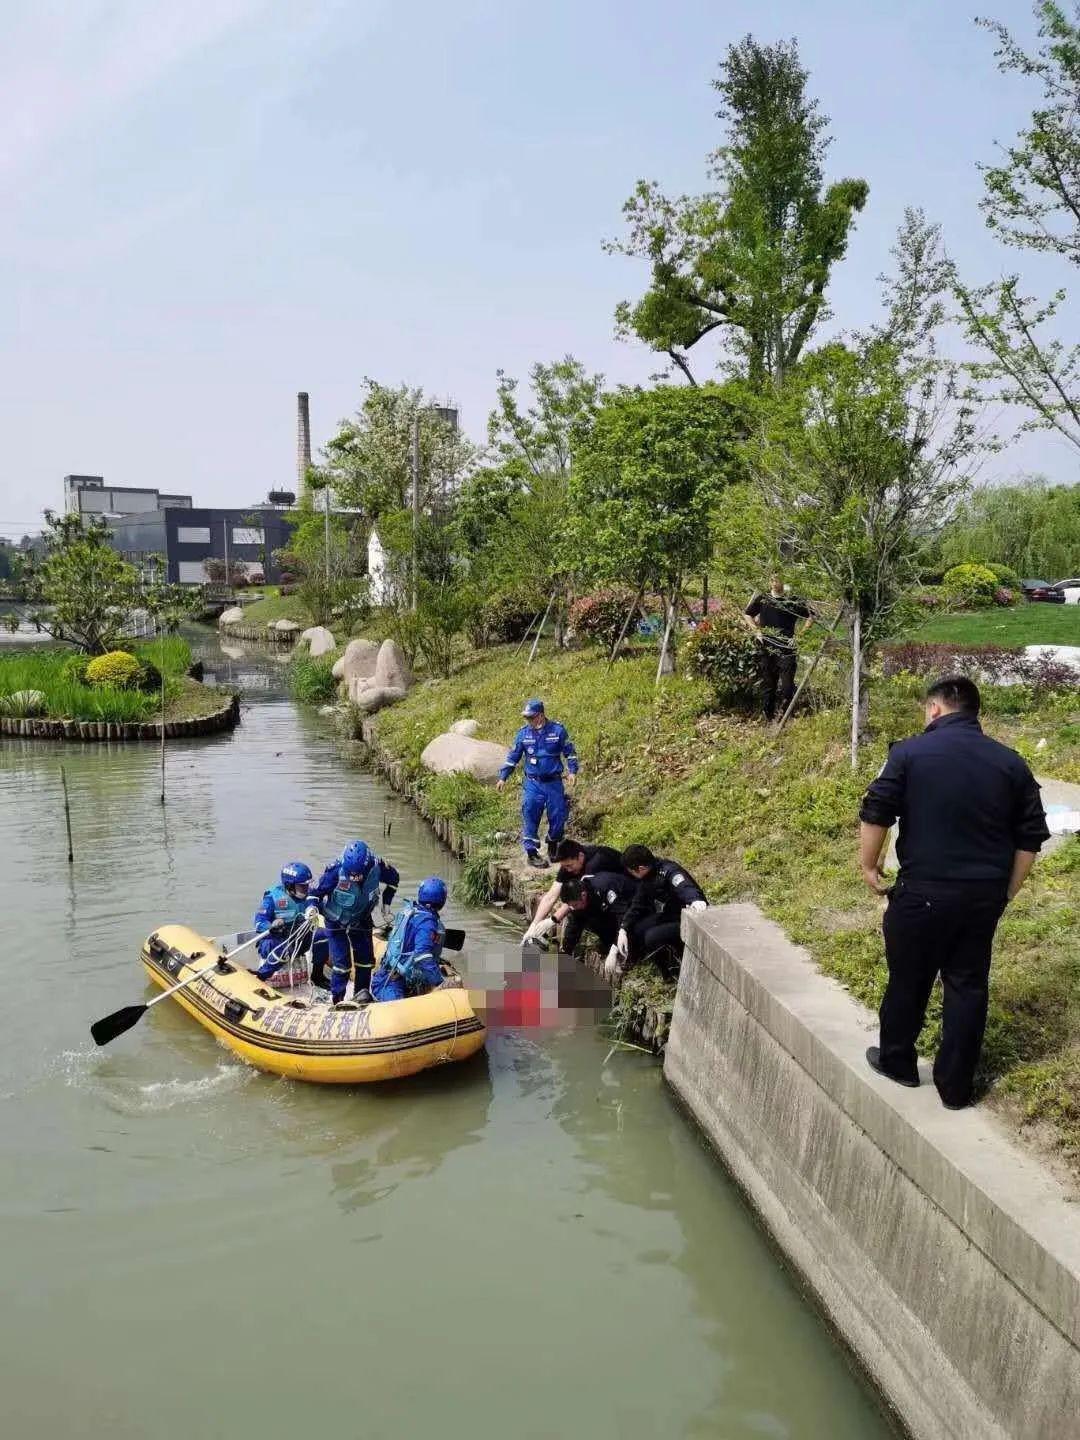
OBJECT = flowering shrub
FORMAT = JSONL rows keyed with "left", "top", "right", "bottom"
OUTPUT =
{"left": 942, "top": 563, "right": 1000, "bottom": 610}
{"left": 568, "top": 588, "right": 640, "bottom": 647}
{"left": 880, "top": 642, "right": 1075, "bottom": 692}
{"left": 993, "top": 586, "right": 1017, "bottom": 607}
{"left": 85, "top": 650, "right": 142, "bottom": 689}
{"left": 681, "top": 604, "right": 761, "bottom": 706}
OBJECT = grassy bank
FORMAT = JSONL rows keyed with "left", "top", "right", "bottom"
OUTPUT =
{"left": 915, "top": 605, "right": 1080, "bottom": 646}
{"left": 0, "top": 637, "right": 225, "bottom": 724}
{"left": 372, "top": 641, "right": 1080, "bottom": 1167}
{"left": 232, "top": 592, "right": 312, "bottom": 626}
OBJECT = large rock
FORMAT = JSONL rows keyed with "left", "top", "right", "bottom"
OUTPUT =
{"left": 374, "top": 639, "right": 413, "bottom": 692}
{"left": 352, "top": 684, "right": 407, "bottom": 715}
{"left": 331, "top": 655, "right": 346, "bottom": 680}
{"left": 450, "top": 718, "right": 479, "bottom": 737}
{"left": 420, "top": 732, "right": 507, "bottom": 783}
{"left": 274, "top": 618, "right": 301, "bottom": 634}
{"left": 218, "top": 606, "right": 245, "bottom": 628}
{"left": 0, "top": 689, "right": 46, "bottom": 717}
{"left": 299, "top": 625, "right": 336, "bottom": 658}
{"left": 341, "top": 638, "right": 380, "bottom": 688}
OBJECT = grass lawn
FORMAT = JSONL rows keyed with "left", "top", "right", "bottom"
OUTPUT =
{"left": 371, "top": 640, "right": 1080, "bottom": 1169}
{"left": 234, "top": 593, "right": 313, "bottom": 626}
{"left": 914, "top": 604, "right": 1080, "bottom": 646}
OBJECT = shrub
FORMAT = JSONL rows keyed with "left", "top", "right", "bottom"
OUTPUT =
{"left": 988, "top": 563, "right": 1021, "bottom": 588}
{"left": 993, "top": 586, "right": 1017, "bottom": 608}
{"left": 879, "top": 641, "right": 1075, "bottom": 692}
{"left": 914, "top": 588, "right": 944, "bottom": 610}
{"left": 85, "top": 650, "right": 142, "bottom": 689}
{"left": 468, "top": 590, "right": 538, "bottom": 647}
{"left": 135, "top": 659, "right": 163, "bottom": 693}
{"left": 680, "top": 605, "right": 761, "bottom": 707}
{"left": 568, "top": 588, "right": 639, "bottom": 648}
{"left": 288, "top": 652, "right": 338, "bottom": 706}
{"left": 942, "top": 562, "right": 1000, "bottom": 610}
{"left": 60, "top": 653, "right": 92, "bottom": 685}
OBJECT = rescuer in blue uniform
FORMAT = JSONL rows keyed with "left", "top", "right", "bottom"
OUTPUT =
{"left": 310, "top": 841, "right": 400, "bottom": 1003}
{"left": 497, "top": 698, "right": 579, "bottom": 868}
{"left": 252, "top": 861, "right": 316, "bottom": 981}
{"left": 370, "top": 877, "right": 449, "bottom": 1002}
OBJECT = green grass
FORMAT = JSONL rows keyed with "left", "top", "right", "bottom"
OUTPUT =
{"left": 287, "top": 651, "right": 339, "bottom": 706}
{"left": 373, "top": 641, "right": 1080, "bottom": 1168}
{"left": 236, "top": 593, "right": 312, "bottom": 626}
{"left": 914, "top": 604, "right": 1080, "bottom": 646}
{"left": 0, "top": 638, "right": 221, "bottom": 724}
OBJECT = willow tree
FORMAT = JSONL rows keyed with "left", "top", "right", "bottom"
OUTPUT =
{"left": 606, "top": 35, "right": 868, "bottom": 388}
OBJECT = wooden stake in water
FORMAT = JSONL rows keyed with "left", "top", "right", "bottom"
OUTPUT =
{"left": 60, "top": 764, "right": 74, "bottom": 863}
{"left": 160, "top": 646, "right": 167, "bottom": 806}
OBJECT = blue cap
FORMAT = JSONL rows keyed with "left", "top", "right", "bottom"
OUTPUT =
{"left": 522, "top": 698, "right": 545, "bottom": 717}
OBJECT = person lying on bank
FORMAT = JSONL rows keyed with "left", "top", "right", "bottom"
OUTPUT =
{"left": 252, "top": 861, "right": 318, "bottom": 981}
{"left": 520, "top": 839, "right": 625, "bottom": 945}
{"left": 370, "top": 878, "right": 449, "bottom": 1002}
{"left": 559, "top": 871, "right": 637, "bottom": 977}
{"left": 309, "top": 840, "right": 400, "bottom": 1004}
{"left": 617, "top": 845, "right": 708, "bottom": 979}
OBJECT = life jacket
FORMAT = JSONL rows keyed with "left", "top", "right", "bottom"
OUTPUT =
{"left": 322, "top": 861, "right": 381, "bottom": 926}
{"left": 267, "top": 883, "right": 304, "bottom": 927}
{"left": 381, "top": 901, "right": 443, "bottom": 985}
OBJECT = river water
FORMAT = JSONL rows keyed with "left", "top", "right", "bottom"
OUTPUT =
{"left": 0, "top": 631, "right": 895, "bottom": 1439}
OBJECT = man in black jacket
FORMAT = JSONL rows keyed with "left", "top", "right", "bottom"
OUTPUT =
{"left": 617, "top": 845, "right": 708, "bottom": 977}
{"left": 859, "top": 675, "right": 1049, "bottom": 1109}
{"left": 520, "top": 840, "right": 625, "bottom": 946}
{"left": 744, "top": 575, "right": 812, "bottom": 721}
{"left": 559, "top": 871, "right": 636, "bottom": 962}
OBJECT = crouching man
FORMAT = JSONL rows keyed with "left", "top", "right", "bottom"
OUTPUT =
{"left": 617, "top": 845, "right": 708, "bottom": 979}
{"left": 370, "top": 878, "right": 449, "bottom": 1002}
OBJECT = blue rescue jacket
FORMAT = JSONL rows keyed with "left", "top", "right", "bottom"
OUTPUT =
{"left": 379, "top": 901, "right": 445, "bottom": 989}
{"left": 500, "top": 720, "right": 579, "bottom": 783}
{"left": 254, "top": 883, "right": 305, "bottom": 935}
{"left": 313, "top": 855, "right": 399, "bottom": 927}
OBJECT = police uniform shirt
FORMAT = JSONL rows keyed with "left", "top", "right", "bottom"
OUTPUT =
{"left": 860, "top": 712, "right": 1049, "bottom": 885}
{"left": 623, "top": 859, "right": 706, "bottom": 930}
{"left": 555, "top": 844, "right": 624, "bottom": 885}
{"left": 580, "top": 870, "right": 636, "bottom": 921}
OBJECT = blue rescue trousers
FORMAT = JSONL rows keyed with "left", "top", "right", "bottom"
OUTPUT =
{"left": 255, "top": 926, "right": 313, "bottom": 979}
{"left": 311, "top": 921, "right": 375, "bottom": 1002}
{"left": 522, "top": 775, "right": 568, "bottom": 857}
{"left": 370, "top": 956, "right": 445, "bottom": 1002}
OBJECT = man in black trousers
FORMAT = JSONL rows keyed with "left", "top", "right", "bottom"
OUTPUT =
{"left": 859, "top": 676, "right": 1049, "bottom": 1109}
{"left": 744, "top": 574, "right": 812, "bottom": 722}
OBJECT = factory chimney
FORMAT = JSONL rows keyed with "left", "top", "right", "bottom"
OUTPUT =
{"left": 297, "top": 392, "right": 312, "bottom": 495}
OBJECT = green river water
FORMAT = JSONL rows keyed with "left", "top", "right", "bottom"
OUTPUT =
{"left": 0, "top": 631, "right": 896, "bottom": 1439}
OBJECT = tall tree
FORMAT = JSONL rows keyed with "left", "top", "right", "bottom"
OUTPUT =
{"left": 606, "top": 36, "right": 868, "bottom": 388}
{"left": 957, "top": 3, "right": 1080, "bottom": 453}
{"left": 488, "top": 356, "right": 604, "bottom": 479}
{"left": 319, "top": 381, "right": 475, "bottom": 522}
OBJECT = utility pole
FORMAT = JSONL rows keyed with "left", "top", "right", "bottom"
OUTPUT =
{"left": 223, "top": 518, "right": 230, "bottom": 592}
{"left": 410, "top": 412, "right": 421, "bottom": 612}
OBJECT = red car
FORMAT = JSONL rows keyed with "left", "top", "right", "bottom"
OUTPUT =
{"left": 1021, "top": 579, "right": 1066, "bottom": 604}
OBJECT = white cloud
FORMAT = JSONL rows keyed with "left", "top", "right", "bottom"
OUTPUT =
{"left": 0, "top": 0, "right": 267, "bottom": 189}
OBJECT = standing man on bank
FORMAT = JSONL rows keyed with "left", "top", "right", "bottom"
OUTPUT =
{"left": 497, "top": 699, "right": 579, "bottom": 869}
{"left": 743, "top": 574, "right": 812, "bottom": 722}
{"left": 859, "top": 676, "right": 1049, "bottom": 1110}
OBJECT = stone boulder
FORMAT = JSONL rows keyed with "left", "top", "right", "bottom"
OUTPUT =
{"left": 299, "top": 625, "right": 336, "bottom": 658}
{"left": 341, "top": 638, "right": 380, "bottom": 689}
{"left": 273, "top": 618, "right": 301, "bottom": 635}
{"left": 0, "top": 689, "right": 46, "bottom": 717}
{"left": 420, "top": 733, "right": 507, "bottom": 784}
{"left": 331, "top": 655, "right": 346, "bottom": 680}
{"left": 450, "top": 718, "right": 479, "bottom": 737}
{"left": 218, "top": 606, "right": 245, "bottom": 628}
{"left": 374, "top": 639, "right": 413, "bottom": 692}
{"left": 352, "top": 685, "right": 408, "bottom": 715}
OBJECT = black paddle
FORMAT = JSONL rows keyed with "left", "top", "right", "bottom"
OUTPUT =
{"left": 443, "top": 928, "right": 466, "bottom": 951}
{"left": 91, "top": 932, "right": 264, "bottom": 1048}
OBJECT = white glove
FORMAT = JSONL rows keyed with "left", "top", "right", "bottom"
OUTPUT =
{"left": 616, "top": 929, "right": 629, "bottom": 958}
{"left": 522, "top": 915, "right": 556, "bottom": 946}
{"left": 688, "top": 900, "right": 707, "bottom": 912}
{"left": 304, "top": 905, "right": 320, "bottom": 924}
{"left": 602, "top": 944, "right": 621, "bottom": 981}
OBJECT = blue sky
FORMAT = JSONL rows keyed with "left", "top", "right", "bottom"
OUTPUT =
{"left": 0, "top": 0, "right": 1072, "bottom": 536}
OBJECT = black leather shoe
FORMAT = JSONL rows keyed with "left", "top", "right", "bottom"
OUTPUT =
{"left": 866, "top": 1046, "right": 920, "bottom": 1088}
{"left": 940, "top": 1096, "right": 970, "bottom": 1111}
{"left": 353, "top": 988, "right": 373, "bottom": 1005}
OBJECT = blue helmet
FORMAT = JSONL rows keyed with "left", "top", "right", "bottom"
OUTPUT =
{"left": 341, "top": 841, "right": 371, "bottom": 877}
{"left": 522, "top": 697, "right": 545, "bottom": 718}
{"left": 418, "top": 876, "right": 447, "bottom": 910}
{"left": 281, "top": 861, "right": 312, "bottom": 892}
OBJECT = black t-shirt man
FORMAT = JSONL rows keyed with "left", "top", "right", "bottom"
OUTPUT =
{"left": 744, "top": 589, "right": 811, "bottom": 650}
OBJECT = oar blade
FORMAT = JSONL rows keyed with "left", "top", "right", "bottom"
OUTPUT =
{"left": 443, "top": 928, "right": 466, "bottom": 952}
{"left": 90, "top": 1004, "right": 148, "bottom": 1048}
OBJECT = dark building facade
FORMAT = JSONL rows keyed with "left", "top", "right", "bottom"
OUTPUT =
{"left": 106, "top": 507, "right": 298, "bottom": 584}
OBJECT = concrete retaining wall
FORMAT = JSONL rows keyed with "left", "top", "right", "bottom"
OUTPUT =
{"left": 667, "top": 905, "right": 1080, "bottom": 1440}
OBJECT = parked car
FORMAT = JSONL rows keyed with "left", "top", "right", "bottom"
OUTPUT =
{"left": 1021, "top": 578, "right": 1067, "bottom": 603}
{"left": 1052, "top": 577, "right": 1080, "bottom": 604}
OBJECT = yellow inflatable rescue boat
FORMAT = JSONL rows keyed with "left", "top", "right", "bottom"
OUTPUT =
{"left": 140, "top": 924, "right": 486, "bottom": 1083}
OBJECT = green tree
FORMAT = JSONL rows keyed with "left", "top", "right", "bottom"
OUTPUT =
{"left": 318, "top": 381, "right": 475, "bottom": 522}
{"left": 941, "top": 474, "right": 1080, "bottom": 577}
{"left": 956, "top": 3, "right": 1080, "bottom": 453}
{"left": 21, "top": 514, "right": 142, "bottom": 653}
{"left": 567, "top": 384, "right": 749, "bottom": 673}
{"left": 274, "top": 495, "right": 368, "bottom": 629}
{"left": 606, "top": 36, "right": 868, "bottom": 387}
